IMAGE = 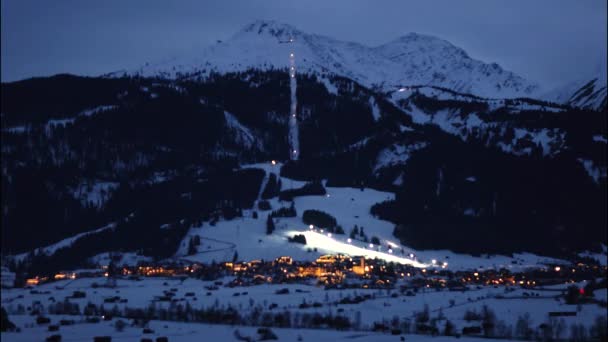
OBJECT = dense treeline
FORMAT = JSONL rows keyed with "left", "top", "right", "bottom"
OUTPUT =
{"left": 302, "top": 210, "right": 337, "bottom": 230}
{"left": 261, "top": 173, "right": 280, "bottom": 199}
{"left": 372, "top": 128, "right": 607, "bottom": 256}
{"left": 11, "top": 168, "right": 264, "bottom": 275}
{"left": 278, "top": 181, "right": 326, "bottom": 201}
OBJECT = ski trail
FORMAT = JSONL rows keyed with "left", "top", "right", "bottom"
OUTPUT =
{"left": 289, "top": 50, "right": 300, "bottom": 160}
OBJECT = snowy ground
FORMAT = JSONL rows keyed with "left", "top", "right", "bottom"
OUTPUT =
{"left": 2, "top": 277, "right": 606, "bottom": 341}
{"left": 1, "top": 317, "right": 522, "bottom": 342}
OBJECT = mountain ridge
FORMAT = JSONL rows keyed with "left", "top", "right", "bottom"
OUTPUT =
{"left": 123, "top": 20, "right": 541, "bottom": 99}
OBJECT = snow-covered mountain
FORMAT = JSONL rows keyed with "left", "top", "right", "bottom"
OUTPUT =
{"left": 125, "top": 20, "right": 540, "bottom": 99}
{"left": 544, "top": 77, "right": 607, "bottom": 111}
{"left": 543, "top": 56, "right": 607, "bottom": 111}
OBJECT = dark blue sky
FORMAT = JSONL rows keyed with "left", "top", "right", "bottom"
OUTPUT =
{"left": 2, "top": 0, "right": 606, "bottom": 88}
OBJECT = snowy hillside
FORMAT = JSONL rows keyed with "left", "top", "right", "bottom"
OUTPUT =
{"left": 543, "top": 57, "right": 607, "bottom": 111}
{"left": 125, "top": 20, "right": 540, "bottom": 99}
{"left": 171, "top": 162, "right": 572, "bottom": 272}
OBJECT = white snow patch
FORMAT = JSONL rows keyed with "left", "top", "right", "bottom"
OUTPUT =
{"left": 368, "top": 96, "right": 381, "bottom": 121}
{"left": 319, "top": 77, "right": 338, "bottom": 95}
{"left": 88, "top": 252, "right": 153, "bottom": 267}
{"left": 392, "top": 173, "right": 404, "bottom": 186}
{"left": 13, "top": 223, "right": 116, "bottom": 262}
{"left": 1, "top": 126, "right": 28, "bottom": 134}
{"left": 375, "top": 142, "right": 428, "bottom": 171}
{"left": 224, "top": 111, "right": 260, "bottom": 149}
{"left": 78, "top": 105, "right": 117, "bottom": 117}
{"left": 71, "top": 181, "right": 119, "bottom": 208}
{"left": 592, "top": 135, "right": 607, "bottom": 143}
{"left": 577, "top": 158, "right": 606, "bottom": 183}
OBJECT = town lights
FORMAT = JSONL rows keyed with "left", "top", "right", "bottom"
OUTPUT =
{"left": 369, "top": 243, "right": 374, "bottom": 248}
{"left": 290, "top": 53, "right": 294, "bottom": 58}
{"left": 309, "top": 225, "right": 314, "bottom": 229}
{"left": 431, "top": 259, "right": 437, "bottom": 265}
{"left": 271, "top": 160, "right": 276, "bottom": 165}
{"left": 327, "top": 233, "right": 332, "bottom": 238}
{"left": 554, "top": 266, "right": 561, "bottom": 272}
{"left": 347, "top": 238, "right": 352, "bottom": 243}
{"left": 409, "top": 253, "right": 415, "bottom": 258}
{"left": 388, "top": 249, "right": 393, "bottom": 254}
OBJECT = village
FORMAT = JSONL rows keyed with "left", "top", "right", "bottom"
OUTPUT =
{"left": 13, "top": 253, "right": 606, "bottom": 296}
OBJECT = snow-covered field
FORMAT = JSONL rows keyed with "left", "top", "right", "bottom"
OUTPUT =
{"left": 1, "top": 317, "right": 521, "bottom": 342}
{"left": 2, "top": 276, "right": 605, "bottom": 341}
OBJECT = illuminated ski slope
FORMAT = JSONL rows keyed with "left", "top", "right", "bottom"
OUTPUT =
{"left": 288, "top": 229, "right": 429, "bottom": 267}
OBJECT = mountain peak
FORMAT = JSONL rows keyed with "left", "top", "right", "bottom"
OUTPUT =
{"left": 381, "top": 32, "right": 471, "bottom": 60}
{"left": 238, "top": 20, "right": 301, "bottom": 40}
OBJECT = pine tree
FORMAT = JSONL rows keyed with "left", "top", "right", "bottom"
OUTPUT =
{"left": 444, "top": 320, "right": 454, "bottom": 336}
{"left": 187, "top": 237, "right": 197, "bottom": 256}
{"left": 266, "top": 215, "right": 275, "bottom": 235}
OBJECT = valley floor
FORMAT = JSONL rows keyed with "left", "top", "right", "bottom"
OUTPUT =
{"left": 2, "top": 317, "right": 522, "bottom": 342}
{"left": 2, "top": 277, "right": 606, "bottom": 341}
